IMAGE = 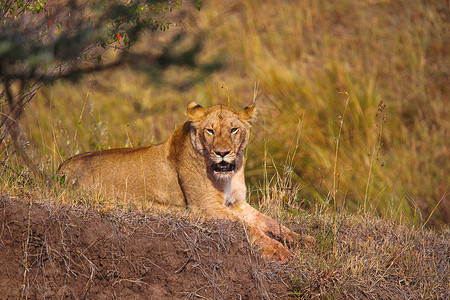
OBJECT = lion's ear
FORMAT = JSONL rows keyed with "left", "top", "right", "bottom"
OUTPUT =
{"left": 238, "top": 102, "right": 257, "bottom": 123}
{"left": 187, "top": 101, "right": 206, "bottom": 121}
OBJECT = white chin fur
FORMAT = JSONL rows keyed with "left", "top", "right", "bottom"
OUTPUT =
{"left": 213, "top": 171, "right": 234, "bottom": 180}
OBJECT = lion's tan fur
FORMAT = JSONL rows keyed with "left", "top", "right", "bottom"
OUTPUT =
{"left": 58, "top": 102, "right": 304, "bottom": 262}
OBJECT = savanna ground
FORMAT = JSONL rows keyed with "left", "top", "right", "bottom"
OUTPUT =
{"left": 1, "top": 187, "right": 448, "bottom": 299}
{"left": 1, "top": 0, "right": 449, "bottom": 299}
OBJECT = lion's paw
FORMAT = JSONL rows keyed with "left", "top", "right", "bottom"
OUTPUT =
{"left": 261, "top": 243, "right": 293, "bottom": 263}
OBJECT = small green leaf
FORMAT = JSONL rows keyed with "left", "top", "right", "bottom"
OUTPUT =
{"left": 59, "top": 174, "right": 67, "bottom": 184}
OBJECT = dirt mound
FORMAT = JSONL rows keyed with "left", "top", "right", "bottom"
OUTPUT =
{"left": 0, "top": 196, "right": 292, "bottom": 299}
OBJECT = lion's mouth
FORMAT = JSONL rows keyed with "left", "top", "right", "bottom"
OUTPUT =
{"left": 211, "top": 161, "right": 235, "bottom": 173}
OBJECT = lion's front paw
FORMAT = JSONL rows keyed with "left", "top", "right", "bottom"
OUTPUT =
{"left": 261, "top": 242, "right": 293, "bottom": 263}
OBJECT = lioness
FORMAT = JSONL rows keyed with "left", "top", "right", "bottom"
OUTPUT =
{"left": 58, "top": 101, "right": 303, "bottom": 262}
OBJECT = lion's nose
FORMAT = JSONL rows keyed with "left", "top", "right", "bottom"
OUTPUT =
{"left": 215, "top": 151, "right": 230, "bottom": 157}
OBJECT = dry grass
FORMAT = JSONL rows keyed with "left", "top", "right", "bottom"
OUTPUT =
{"left": 289, "top": 213, "right": 448, "bottom": 299}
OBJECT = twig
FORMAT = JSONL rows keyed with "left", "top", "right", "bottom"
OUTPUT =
{"left": 112, "top": 277, "right": 148, "bottom": 287}
{"left": 20, "top": 197, "right": 33, "bottom": 300}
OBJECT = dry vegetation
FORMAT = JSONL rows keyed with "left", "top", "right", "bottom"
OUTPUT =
{"left": 0, "top": 178, "right": 448, "bottom": 299}
{"left": 0, "top": 0, "right": 449, "bottom": 298}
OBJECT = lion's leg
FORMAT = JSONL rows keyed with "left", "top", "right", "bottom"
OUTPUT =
{"left": 259, "top": 209, "right": 314, "bottom": 245}
{"left": 199, "top": 199, "right": 304, "bottom": 262}
{"left": 238, "top": 203, "right": 299, "bottom": 244}
{"left": 247, "top": 225, "right": 293, "bottom": 263}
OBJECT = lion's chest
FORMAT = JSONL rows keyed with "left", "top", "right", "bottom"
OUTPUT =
{"left": 222, "top": 177, "right": 247, "bottom": 207}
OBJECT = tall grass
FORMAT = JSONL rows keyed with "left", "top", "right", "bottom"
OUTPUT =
{"left": 3, "top": 0, "right": 448, "bottom": 227}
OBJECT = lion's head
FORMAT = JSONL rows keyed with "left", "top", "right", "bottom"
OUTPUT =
{"left": 187, "top": 101, "right": 256, "bottom": 179}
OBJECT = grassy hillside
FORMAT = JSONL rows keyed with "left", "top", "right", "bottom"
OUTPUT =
{"left": 0, "top": 189, "right": 448, "bottom": 299}
{"left": 3, "top": 0, "right": 448, "bottom": 227}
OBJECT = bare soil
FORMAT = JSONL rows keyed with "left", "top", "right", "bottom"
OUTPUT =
{"left": 0, "top": 195, "right": 292, "bottom": 299}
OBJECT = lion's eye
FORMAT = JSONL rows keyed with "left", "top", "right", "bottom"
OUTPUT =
{"left": 206, "top": 128, "right": 215, "bottom": 135}
{"left": 231, "top": 128, "right": 239, "bottom": 134}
